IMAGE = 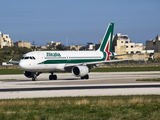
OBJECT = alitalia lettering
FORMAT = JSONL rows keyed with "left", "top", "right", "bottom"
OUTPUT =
{"left": 47, "top": 52, "right": 61, "bottom": 57}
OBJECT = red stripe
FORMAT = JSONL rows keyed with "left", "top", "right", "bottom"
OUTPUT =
{"left": 104, "top": 37, "right": 111, "bottom": 60}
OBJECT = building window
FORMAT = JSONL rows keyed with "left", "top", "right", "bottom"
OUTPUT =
{"left": 6, "top": 36, "right": 8, "bottom": 38}
{"left": 136, "top": 51, "right": 141, "bottom": 53}
{"left": 121, "top": 41, "right": 123, "bottom": 43}
{"left": 131, "top": 45, "right": 133, "bottom": 48}
{"left": 153, "top": 42, "right": 156, "bottom": 45}
{"left": 131, "top": 51, "right": 134, "bottom": 54}
{"left": 126, "top": 46, "right": 128, "bottom": 48}
{"left": 125, "top": 41, "right": 128, "bottom": 43}
{"left": 126, "top": 52, "right": 128, "bottom": 54}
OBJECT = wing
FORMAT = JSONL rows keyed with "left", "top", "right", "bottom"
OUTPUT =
{"left": 8, "top": 59, "right": 20, "bottom": 64}
{"left": 64, "top": 56, "right": 152, "bottom": 69}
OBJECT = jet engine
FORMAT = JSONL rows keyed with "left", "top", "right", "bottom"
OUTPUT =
{"left": 72, "top": 66, "right": 89, "bottom": 77}
{"left": 24, "top": 71, "right": 35, "bottom": 78}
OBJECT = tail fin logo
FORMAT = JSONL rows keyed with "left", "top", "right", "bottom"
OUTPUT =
{"left": 97, "top": 23, "right": 114, "bottom": 60}
{"left": 104, "top": 34, "right": 111, "bottom": 52}
{"left": 105, "top": 34, "right": 112, "bottom": 60}
{"left": 98, "top": 23, "right": 114, "bottom": 52}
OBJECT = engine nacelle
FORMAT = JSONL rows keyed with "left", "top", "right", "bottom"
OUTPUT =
{"left": 24, "top": 71, "right": 35, "bottom": 78}
{"left": 72, "top": 66, "right": 89, "bottom": 77}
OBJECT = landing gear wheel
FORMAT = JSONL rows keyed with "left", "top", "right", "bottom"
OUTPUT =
{"left": 85, "top": 74, "right": 89, "bottom": 79}
{"left": 32, "top": 78, "right": 36, "bottom": 81}
{"left": 81, "top": 74, "right": 89, "bottom": 79}
{"left": 53, "top": 75, "right": 57, "bottom": 80}
{"left": 49, "top": 75, "right": 52, "bottom": 80}
{"left": 81, "top": 76, "right": 84, "bottom": 79}
{"left": 49, "top": 75, "right": 57, "bottom": 80}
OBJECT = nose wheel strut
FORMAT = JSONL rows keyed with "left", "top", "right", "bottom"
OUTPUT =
{"left": 32, "top": 72, "right": 42, "bottom": 81}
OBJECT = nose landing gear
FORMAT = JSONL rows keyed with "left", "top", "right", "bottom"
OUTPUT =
{"left": 32, "top": 72, "right": 42, "bottom": 81}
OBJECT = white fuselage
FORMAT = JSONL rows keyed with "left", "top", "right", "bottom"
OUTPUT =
{"left": 19, "top": 51, "right": 105, "bottom": 72}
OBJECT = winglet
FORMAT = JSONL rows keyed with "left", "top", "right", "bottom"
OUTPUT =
{"left": 8, "top": 59, "right": 19, "bottom": 64}
{"left": 149, "top": 53, "right": 154, "bottom": 60}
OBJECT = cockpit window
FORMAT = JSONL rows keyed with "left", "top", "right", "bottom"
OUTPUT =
{"left": 24, "top": 57, "right": 29, "bottom": 59}
{"left": 21, "top": 56, "right": 36, "bottom": 60}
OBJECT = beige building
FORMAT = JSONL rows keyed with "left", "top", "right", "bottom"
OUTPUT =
{"left": 70, "top": 45, "right": 82, "bottom": 50}
{"left": 14, "top": 41, "right": 31, "bottom": 48}
{"left": 46, "top": 41, "right": 61, "bottom": 49}
{"left": 146, "top": 35, "right": 160, "bottom": 52}
{"left": 113, "top": 33, "right": 144, "bottom": 54}
{"left": 0, "top": 31, "right": 13, "bottom": 48}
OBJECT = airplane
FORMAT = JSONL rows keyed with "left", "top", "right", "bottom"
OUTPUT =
{"left": 9, "top": 23, "right": 150, "bottom": 81}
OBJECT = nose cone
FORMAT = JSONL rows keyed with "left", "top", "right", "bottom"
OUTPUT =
{"left": 18, "top": 61, "right": 25, "bottom": 70}
{"left": 19, "top": 61, "right": 27, "bottom": 70}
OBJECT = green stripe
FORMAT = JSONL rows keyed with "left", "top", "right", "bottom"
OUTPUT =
{"left": 39, "top": 52, "right": 107, "bottom": 64}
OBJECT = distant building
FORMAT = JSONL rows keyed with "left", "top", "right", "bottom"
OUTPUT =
{"left": 70, "top": 45, "right": 82, "bottom": 50}
{"left": 87, "top": 43, "right": 95, "bottom": 50}
{"left": 33, "top": 45, "right": 47, "bottom": 50}
{"left": 146, "top": 35, "right": 160, "bottom": 53}
{"left": 46, "top": 41, "right": 61, "bottom": 49}
{"left": 113, "top": 33, "right": 144, "bottom": 54}
{"left": 14, "top": 41, "right": 31, "bottom": 48}
{"left": 0, "top": 31, "right": 13, "bottom": 48}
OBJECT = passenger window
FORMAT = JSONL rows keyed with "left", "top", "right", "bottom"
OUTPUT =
{"left": 26, "top": 57, "right": 29, "bottom": 59}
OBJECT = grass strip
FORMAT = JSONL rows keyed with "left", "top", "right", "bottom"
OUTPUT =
{"left": 0, "top": 95, "right": 160, "bottom": 120}
{"left": 0, "top": 69, "right": 23, "bottom": 75}
{"left": 136, "top": 78, "right": 160, "bottom": 81}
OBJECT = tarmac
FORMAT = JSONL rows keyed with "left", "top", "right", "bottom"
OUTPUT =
{"left": 0, "top": 72, "right": 160, "bottom": 99}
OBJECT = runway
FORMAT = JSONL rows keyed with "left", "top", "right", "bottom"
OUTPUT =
{"left": 0, "top": 72, "right": 160, "bottom": 99}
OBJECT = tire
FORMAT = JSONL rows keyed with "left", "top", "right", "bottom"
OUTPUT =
{"left": 49, "top": 75, "right": 52, "bottom": 80}
{"left": 81, "top": 76, "right": 84, "bottom": 79}
{"left": 85, "top": 75, "right": 89, "bottom": 79}
{"left": 53, "top": 75, "right": 57, "bottom": 80}
{"left": 32, "top": 78, "right": 36, "bottom": 81}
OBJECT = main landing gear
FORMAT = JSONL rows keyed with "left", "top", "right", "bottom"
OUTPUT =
{"left": 81, "top": 74, "right": 89, "bottom": 79}
{"left": 49, "top": 72, "right": 57, "bottom": 80}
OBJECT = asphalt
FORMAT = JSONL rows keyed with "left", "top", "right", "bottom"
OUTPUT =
{"left": 0, "top": 72, "right": 160, "bottom": 99}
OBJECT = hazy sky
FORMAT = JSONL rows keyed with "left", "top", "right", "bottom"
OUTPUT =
{"left": 0, "top": 0, "right": 159, "bottom": 46}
